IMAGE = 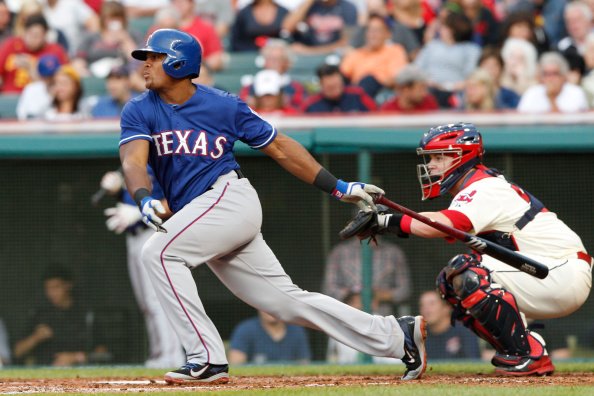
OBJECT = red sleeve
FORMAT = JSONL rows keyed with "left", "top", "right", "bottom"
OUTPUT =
{"left": 400, "top": 215, "right": 413, "bottom": 234}
{"left": 440, "top": 209, "right": 473, "bottom": 232}
{"left": 359, "top": 90, "right": 377, "bottom": 111}
{"left": 198, "top": 22, "right": 222, "bottom": 58}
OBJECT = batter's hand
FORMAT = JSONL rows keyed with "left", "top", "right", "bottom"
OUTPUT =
{"left": 104, "top": 203, "right": 143, "bottom": 234}
{"left": 332, "top": 180, "right": 385, "bottom": 210}
{"left": 140, "top": 197, "right": 167, "bottom": 233}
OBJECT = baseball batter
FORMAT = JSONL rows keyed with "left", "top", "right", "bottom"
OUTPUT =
{"left": 118, "top": 29, "right": 427, "bottom": 384}
{"left": 349, "top": 123, "right": 592, "bottom": 376}
{"left": 100, "top": 168, "right": 185, "bottom": 368}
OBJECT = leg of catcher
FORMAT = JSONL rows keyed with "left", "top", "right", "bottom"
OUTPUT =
{"left": 436, "top": 254, "right": 555, "bottom": 376}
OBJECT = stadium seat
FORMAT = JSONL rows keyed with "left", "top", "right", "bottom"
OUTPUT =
{"left": 0, "top": 94, "right": 20, "bottom": 119}
{"left": 82, "top": 76, "right": 107, "bottom": 96}
{"left": 128, "top": 16, "right": 154, "bottom": 39}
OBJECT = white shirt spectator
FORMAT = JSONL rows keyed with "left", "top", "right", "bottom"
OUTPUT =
{"left": 41, "top": 0, "right": 96, "bottom": 56}
{"left": 17, "top": 81, "right": 53, "bottom": 120}
{"left": 517, "top": 83, "right": 589, "bottom": 113}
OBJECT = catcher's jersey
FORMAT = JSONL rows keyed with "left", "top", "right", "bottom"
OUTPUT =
{"left": 447, "top": 170, "right": 586, "bottom": 260}
{"left": 118, "top": 85, "right": 276, "bottom": 212}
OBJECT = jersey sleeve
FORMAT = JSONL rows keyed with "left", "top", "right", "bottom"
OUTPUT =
{"left": 448, "top": 185, "right": 502, "bottom": 234}
{"left": 234, "top": 99, "right": 277, "bottom": 149}
{"left": 119, "top": 101, "right": 153, "bottom": 146}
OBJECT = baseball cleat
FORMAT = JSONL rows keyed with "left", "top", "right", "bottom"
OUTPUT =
{"left": 397, "top": 315, "right": 427, "bottom": 380}
{"left": 493, "top": 355, "right": 555, "bottom": 376}
{"left": 164, "top": 362, "right": 229, "bottom": 384}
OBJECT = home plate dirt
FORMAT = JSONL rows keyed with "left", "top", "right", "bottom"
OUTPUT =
{"left": 0, "top": 373, "right": 593, "bottom": 393}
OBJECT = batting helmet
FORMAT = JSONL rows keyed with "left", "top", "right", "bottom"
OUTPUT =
{"left": 416, "top": 123, "right": 484, "bottom": 200}
{"left": 132, "top": 29, "right": 201, "bottom": 79}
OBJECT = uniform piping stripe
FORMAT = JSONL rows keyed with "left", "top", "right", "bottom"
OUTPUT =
{"left": 159, "top": 183, "right": 230, "bottom": 363}
{"left": 250, "top": 127, "right": 277, "bottom": 149}
{"left": 119, "top": 134, "right": 153, "bottom": 146}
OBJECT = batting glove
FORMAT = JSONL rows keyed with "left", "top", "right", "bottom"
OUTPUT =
{"left": 140, "top": 197, "right": 167, "bottom": 233}
{"left": 332, "top": 180, "right": 385, "bottom": 210}
{"left": 104, "top": 203, "right": 143, "bottom": 234}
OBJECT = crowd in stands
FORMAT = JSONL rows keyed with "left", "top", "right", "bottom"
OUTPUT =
{"left": 0, "top": 0, "right": 594, "bottom": 119}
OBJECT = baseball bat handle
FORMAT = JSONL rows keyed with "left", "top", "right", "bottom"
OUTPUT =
{"left": 91, "top": 188, "right": 107, "bottom": 206}
{"left": 376, "top": 196, "right": 549, "bottom": 279}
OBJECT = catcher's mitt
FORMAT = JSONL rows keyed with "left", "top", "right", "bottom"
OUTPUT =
{"left": 338, "top": 204, "right": 390, "bottom": 242}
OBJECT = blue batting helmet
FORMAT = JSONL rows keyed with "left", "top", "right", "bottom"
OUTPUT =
{"left": 132, "top": 29, "right": 202, "bottom": 79}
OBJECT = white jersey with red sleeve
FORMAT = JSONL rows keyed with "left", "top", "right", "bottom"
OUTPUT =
{"left": 444, "top": 170, "right": 586, "bottom": 260}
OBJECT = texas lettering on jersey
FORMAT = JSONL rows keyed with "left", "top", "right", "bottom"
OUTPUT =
{"left": 152, "top": 129, "right": 227, "bottom": 159}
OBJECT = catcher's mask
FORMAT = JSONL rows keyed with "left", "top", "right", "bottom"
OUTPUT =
{"left": 416, "top": 123, "right": 484, "bottom": 200}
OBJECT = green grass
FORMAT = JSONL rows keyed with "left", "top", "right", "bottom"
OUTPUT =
{"left": 1, "top": 362, "right": 594, "bottom": 395}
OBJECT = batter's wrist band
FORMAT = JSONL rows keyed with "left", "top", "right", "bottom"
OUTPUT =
{"left": 134, "top": 188, "right": 151, "bottom": 208}
{"left": 313, "top": 167, "right": 338, "bottom": 194}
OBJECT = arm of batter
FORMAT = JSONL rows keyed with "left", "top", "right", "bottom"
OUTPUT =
{"left": 260, "top": 132, "right": 384, "bottom": 208}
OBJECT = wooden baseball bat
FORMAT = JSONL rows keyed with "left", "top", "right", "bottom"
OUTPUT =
{"left": 376, "top": 196, "right": 549, "bottom": 279}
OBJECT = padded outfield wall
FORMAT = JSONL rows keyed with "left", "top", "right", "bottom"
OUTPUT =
{"left": 1, "top": 113, "right": 593, "bottom": 363}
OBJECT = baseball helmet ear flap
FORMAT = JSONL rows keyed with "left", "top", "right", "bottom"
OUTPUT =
{"left": 132, "top": 29, "right": 202, "bottom": 79}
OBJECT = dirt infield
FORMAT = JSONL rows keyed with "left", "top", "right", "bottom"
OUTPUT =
{"left": 1, "top": 373, "right": 593, "bottom": 393}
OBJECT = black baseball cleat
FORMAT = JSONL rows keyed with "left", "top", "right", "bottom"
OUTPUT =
{"left": 164, "top": 362, "right": 230, "bottom": 384}
{"left": 397, "top": 315, "right": 427, "bottom": 380}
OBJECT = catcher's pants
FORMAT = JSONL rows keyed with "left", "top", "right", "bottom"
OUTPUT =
{"left": 483, "top": 253, "right": 592, "bottom": 320}
{"left": 127, "top": 228, "right": 185, "bottom": 366}
{"left": 141, "top": 171, "right": 406, "bottom": 364}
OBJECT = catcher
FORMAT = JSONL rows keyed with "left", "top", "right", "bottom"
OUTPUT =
{"left": 340, "top": 123, "right": 591, "bottom": 376}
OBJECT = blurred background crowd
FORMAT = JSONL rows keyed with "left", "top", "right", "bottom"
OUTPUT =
{"left": 1, "top": 0, "right": 594, "bottom": 120}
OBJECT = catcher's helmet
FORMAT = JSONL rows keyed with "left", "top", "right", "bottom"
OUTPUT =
{"left": 416, "top": 123, "right": 484, "bottom": 200}
{"left": 132, "top": 29, "right": 201, "bottom": 79}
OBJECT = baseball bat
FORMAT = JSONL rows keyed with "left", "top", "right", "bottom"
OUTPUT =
{"left": 376, "top": 196, "right": 549, "bottom": 279}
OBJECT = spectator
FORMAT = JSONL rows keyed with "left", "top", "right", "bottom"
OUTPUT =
{"left": 13, "top": 265, "right": 94, "bottom": 366}
{"left": 557, "top": 1, "right": 593, "bottom": 84}
{"left": 239, "top": 39, "right": 306, "bottom": 109}
{"left": 351, "top": 1, "right": 420, "bottom": 60}
{"left": 0, "top": 317, "right": 10, "bottom": 367}
{"left": 0, "top": 13, "right": 68, "bottom": 93}
{"left": 121, "top": 0, "right": 169, "bottom": 19}
{"left": 517, "top": 51, "right": 589, "bottom": 113}
{"left": 13, "top": 0, "right": 68, "bottom": 50}
{"left": 507, "top": 0, "right": 568, "bottom": 47}
{"left": 414, "top": 12, "right": 481, "bottom": 108}
{"left": 228, "top": 310, "right": 311, "bottom": 365}
{"left": 16, "top": 53, "right": 62, "bottom": 120}
{"left": 458, "top": 0, "right": 500, "bottom": 47}
{"left": 0, "top": 0, "right": 11, "bottom": 44}
{"left": 230, "top": 0, "right": 290, "bottom": 52}
{"left": 302, "top": 63, "right": 376, "bottom": 112}
{"left": 499, "top": 37, "right": 538, "bottom": 96}
{"left": 580, "top": 32, "right": 594, "bottom": 107}
{"left": 73, "top": 1, "right": 140, "bottom": 78}
{"left": 477, "top": 46, "right": 520, "bottom": 109}
{"left": 458, "top": 68, "right": 498, "bottom": 111}
{"left": 40, "top": 0, "right": 100, "bottom": 57}
{"left": 419, "top": 290, "right": 480, "bottom": 360}
{"left": 44, "top": 64, "right": 91, "bottom": 121}
{"left": 498, "top": 11, "right": 550, "bottom": 55}
{"left": 390, "top": 0, "right": 430, "bottom": 47}
{"left": 322, "top": 234, "right": 411, "bottom": 317}
{"left": 90, "top": 65, "right": 137, "bottom": 118}
{"left": 340, "top": 14, "right": 408, "bottom": 98}
{"left": 380, "top": 64, "right": 439, "bottom": 112}
{"left": 282, "top": 0, "right": 358, "bottom": 55}
{"left": 194, "top": 0, "right": 234, "bottom": 39}
{"left": 251, "top": 69, "right": 299, "bottom": 114}
{"left": 98, "top": 167, "right": 185, "bottom": 368}
{"left": 172, "top": 0, "right": 224, "bottom": 71}
{"left": 326, "top": 291, "right": 402, "bottom": 364}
